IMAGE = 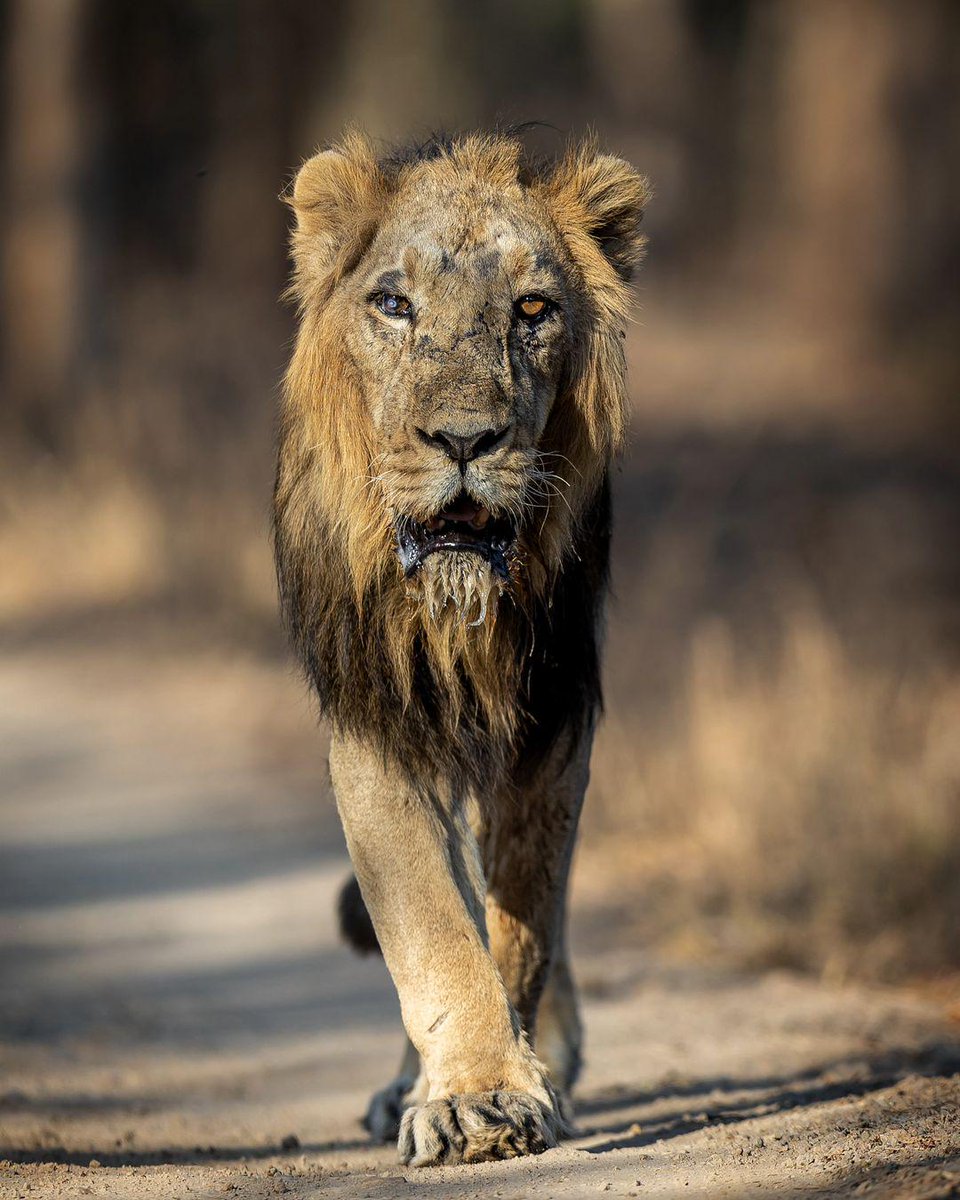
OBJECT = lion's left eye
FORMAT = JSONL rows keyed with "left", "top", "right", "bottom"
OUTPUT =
{"left": 514, "top": 294, "right": 553, "bottom": 323}
{"left": 376, "top": 293, "right": 413, "bottom": 318}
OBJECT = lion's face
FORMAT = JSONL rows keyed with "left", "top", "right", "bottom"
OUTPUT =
{"left": 284, "top": 134, "right": 648, "bottom": 625}
{"left": 339, "top": 171, "right": 576, "bottom": 615}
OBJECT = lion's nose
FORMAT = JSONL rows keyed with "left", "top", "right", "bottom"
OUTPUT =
{"left": 415, "top": 424, "right": 511, "bottom": 469}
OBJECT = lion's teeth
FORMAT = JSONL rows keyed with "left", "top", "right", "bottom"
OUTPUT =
{"left": 473, "top": 508, "right": 491, "bottom": 529}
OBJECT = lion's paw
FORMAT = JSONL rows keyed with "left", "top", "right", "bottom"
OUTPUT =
{"left": 397, "top": 1090, "right": 564, "bottom": 1167}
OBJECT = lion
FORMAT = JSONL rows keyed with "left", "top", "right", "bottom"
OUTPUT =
{"left": 274, "top": 130, "right": 648, "bottom": 1167}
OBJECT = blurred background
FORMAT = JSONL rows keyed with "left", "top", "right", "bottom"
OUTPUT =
{"left": 2, "top": 0, "right": 959, "bottom": 1001}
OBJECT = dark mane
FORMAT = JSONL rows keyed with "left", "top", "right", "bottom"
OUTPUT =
{"left": 275, "top": 475, "right": 609, "bottom": 791}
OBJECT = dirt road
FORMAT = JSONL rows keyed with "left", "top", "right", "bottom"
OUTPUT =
{"left": 1, "top": 648, "right": 958, "bottom": 1199}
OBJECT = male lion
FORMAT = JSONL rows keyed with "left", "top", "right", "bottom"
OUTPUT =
{"left": 274, "top": 131, "right": 648, "bottom": 1167}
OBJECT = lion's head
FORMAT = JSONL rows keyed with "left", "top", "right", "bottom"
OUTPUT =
{"left": 276, "top": 132, "right": 647, "bottom": 781}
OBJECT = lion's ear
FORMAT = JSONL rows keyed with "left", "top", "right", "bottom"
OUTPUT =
{"left": 543, "top": 148, "right": 650, "bottom": 281}
{"left": 288, "top": 134, "right": 387, "bottom": 302}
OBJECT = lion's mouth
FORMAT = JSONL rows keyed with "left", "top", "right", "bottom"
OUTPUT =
{"left": 395, "top": 493, "right": 516, "bottom": 579}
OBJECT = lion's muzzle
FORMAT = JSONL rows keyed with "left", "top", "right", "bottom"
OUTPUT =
{"left": 395, "top": 491, "right": 516, "bottom": 579}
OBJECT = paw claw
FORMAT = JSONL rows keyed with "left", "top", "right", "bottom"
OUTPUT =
{"left": 398, "top": 1091, "right": 564, "bottom": 1167}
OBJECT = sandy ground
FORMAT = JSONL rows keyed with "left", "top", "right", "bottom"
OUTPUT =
{"left": 1, "top": 647, "right": 959, "bottom": 1199}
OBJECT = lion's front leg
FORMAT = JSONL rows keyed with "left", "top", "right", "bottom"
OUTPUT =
{"left": 482, "top": 732, "right": 591, "bottom": 1108}
{"left": 329, "top": 732, "right": 564, "bottom": 1167}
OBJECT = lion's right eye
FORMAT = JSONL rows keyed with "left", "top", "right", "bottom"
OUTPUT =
{"left": 376, "top": 293, "right": 413, "bottom": 319}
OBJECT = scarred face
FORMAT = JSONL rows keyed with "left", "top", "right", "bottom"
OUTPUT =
{"left": 337, "top": 171, "right": 578, "bottom": 616}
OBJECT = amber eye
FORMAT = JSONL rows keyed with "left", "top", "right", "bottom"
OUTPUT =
{"left": 377, "top": 293, "right": 413, "bottom": 318}
{"left": 514, "top": 294, "right": 552, "bottom": 323}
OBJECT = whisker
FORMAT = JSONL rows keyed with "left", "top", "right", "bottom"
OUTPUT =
{"left": 536, "top": 451, "right": 583, "bottom": 480}
{"left": 532, "top": 470, "right": 570, "bottom": 489}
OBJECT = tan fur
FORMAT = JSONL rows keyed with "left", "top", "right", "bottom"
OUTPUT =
{"left": 274, "top": 131, "right": 647, "bottom": 1165}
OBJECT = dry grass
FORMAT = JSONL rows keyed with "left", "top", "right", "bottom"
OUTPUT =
{"left": 586, "top": 598, "right": 960, "bottom": 980}
{"left": 578, "top": 427, "right": 960, "bottom": 981}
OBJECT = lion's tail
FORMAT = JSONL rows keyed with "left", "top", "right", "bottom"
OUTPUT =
{"left": 337, "top": 874, "right": 382, "bottom": 956}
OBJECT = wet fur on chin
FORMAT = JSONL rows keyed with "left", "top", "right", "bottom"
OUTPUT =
{"left": 418, "top": 552, "right": 505, "bottom": 628}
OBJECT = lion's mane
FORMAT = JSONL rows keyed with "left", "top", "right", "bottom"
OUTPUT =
{"left": 274, "top": 133, "right": 647, "bottom": 788}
